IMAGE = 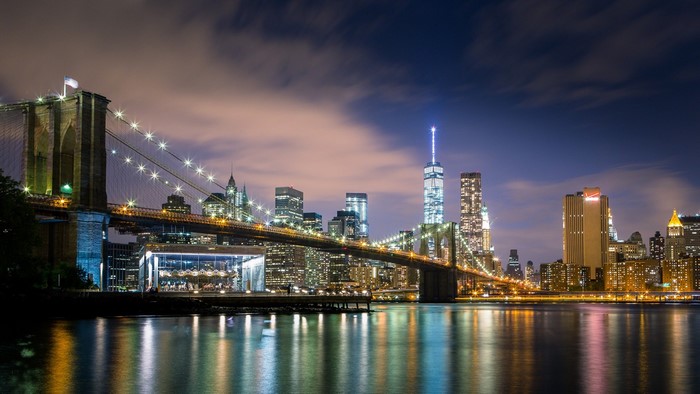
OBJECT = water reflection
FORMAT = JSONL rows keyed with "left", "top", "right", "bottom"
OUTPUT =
{"left": 1, "top": 304, "right": 699, "bottom": 392}
{"left": 47, "top": 321, "right": 75, "bottom": 392}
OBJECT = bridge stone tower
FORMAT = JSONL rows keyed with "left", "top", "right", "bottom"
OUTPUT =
{"left": 419, "top": 222, "right": 458, "bottom": 302}
{"left": 22, "top": 91, "right": 110, "bottom": 288}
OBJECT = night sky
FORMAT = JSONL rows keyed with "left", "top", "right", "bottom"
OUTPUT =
{"left": 1, "top": 1, "right": 699, "bottom": 266}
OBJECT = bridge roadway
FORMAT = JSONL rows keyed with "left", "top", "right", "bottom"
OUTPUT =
{"left": 28, "top": 196, "right": 513, "bottom": 283}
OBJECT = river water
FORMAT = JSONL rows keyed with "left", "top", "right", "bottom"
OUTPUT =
{"left": 1, "top": 303, "right": 699, "bottom": 393}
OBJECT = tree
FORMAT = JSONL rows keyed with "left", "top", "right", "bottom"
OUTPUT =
{"left": 0, "top": 169, "right": 42, "bottom": 289}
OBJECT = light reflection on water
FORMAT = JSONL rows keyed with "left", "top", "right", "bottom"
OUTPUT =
{"left": 1, "top": 304, "right": 699, "bottom": 393}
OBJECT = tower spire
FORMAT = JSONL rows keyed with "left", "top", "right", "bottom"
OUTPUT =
{"left": 431, "top": 126, "right": 436, "bottom": 163}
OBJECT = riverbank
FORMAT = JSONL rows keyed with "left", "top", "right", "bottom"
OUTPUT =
{"left": 3, "top": 291, "right": 372, "bottom": 318}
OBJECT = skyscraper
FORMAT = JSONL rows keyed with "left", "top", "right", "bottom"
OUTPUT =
{"left": 423, "top": 126, "right": 444, "bottom": 224}
{"left": 459, "top": 172, "right": 483, "bottom": 254}
{"left": 481, "top": 206, "right": 492, "bottom": 254}
{"left": 563, "top": 187, "right": 610, "bottom": 280}
{"left": 665, "top": 210, "right": 685, "bottom": 261}
{"left": 346, "top": 193, "right": 368, "bottom": 239}
{"left": 301, "top": 212, "right": 329, "bottom": 288}
{"left": 328, "top": 210, "right": 359, "bottom": 239}
{"left": 505, "top": 249, "right": 524, "bottom": 279}
{"left": 274, "top": 186, "right": 303, "bottom": 226}
{"left": 679, "top": 214, "right": 700, "bottom": 257}
{"left": 303, "top": 212, "right": 323, "bottom": 232}
{"left": 649, "top": 231, "right": 665, "bottom": 262}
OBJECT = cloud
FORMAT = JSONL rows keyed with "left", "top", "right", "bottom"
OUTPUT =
{"left": 0, "top": 1, "right": 424, "bottom": 236}
{"left": 468, "top": 0, "right": 700, "bottom": 107}
{"left": 489, "top": 165, "right": 700, "bottom": 265}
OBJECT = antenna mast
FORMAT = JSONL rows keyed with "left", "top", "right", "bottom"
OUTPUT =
{"left": 431, "top": 126, "right": 436, "bottom": 163}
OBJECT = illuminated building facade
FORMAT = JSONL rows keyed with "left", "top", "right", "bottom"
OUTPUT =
{"left": 346, "top": 193, "right": 368, "bottom": 239}
{"left": 540, "top": 260, "right": 579, "bottom": 291}
{"left": 303, "top": 212, "right": 323, "bottom": 232}
{"left": 608, "top": 208, "right": 618, "bottom": 241}
{"left": 525, "top": 260, "right": 534, "bottom": 283}
{"left": 649, "top": 231, "right": 665, "bottom": 262}
{"left": 608, "top": 232, "right": 647, "bottom": 263}
{"left": 604, "top": 259, "right": 660, "bottom": 291}
{"left": 665, "top": 210, "right": 685, "bottom": 261}
{"left": 275, "top": 186, "right": 304, "bottom": 226}
{"left": 505, "top": 249, "right": 524, "bottom": 280}
{"left": 692, "top": 257, "right": 700, "bottom": 290}
{"left": 662, "top": 258, "right": 693, "bottom": 291}
{"left": 140, "top": 243, "right": 265, "bottom": 292}
{"left": 106, "top": 242, "right": 139, "bottom": 291}
{"left": 328, "top": 210, "right": 359, "bottom": 239}
{"left": 563, "top": 187, "right": 609, "bottom": 281}
{"left": 202, "top": 174, "right": 250, "bottom": 220}
{"left": 301, "top": 213, "right": 329, "bottom": 287}
{"left": 162, "top": 194, "right": 191, "bottom": 214}
{"left": 328, "top": 210, "right": 360, "bottom": 287}
{"left": 304, "top": 247, "right": 329, "bottom": 288}
{"left": 482, "top": 206, "right": 492, "bottom": 253}
{"left": 459, "top": 172, "right": 483, "bottom": 254}
{"left": 680, "top": 215, "right": 700, "bottom": 257}
{"left": 423, "top": 126, "right": 444, "bottom": 225}
{"left": 265, "top": 243, "right": 306, "bottom": 289}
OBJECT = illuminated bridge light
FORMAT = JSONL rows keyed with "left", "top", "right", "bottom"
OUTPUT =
{"left": 158, "top": 140, "right": 167, "bottom": 150}
{"left": 145, "top": 132, "right": 154, "bottom": 140}
{"left": 125, "top": 156, "right": 132, "bottom": 164}
{"left": 196, "top": 167, "right": 204, "bottom": 175}
{"left": 184, "top": 159, "right": 193, "bottom": 167}
{"left": 115, "top": 110, "right": 124, "bottom": 119}
{"left": 137, "top": 164, "right": 146, "bottom": 173}
{"left": 130, "top": 121, "right": 139, "bottom": 130}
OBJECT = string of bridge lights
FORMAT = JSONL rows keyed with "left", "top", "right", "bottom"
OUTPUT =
{"left": 106, "top": 107, "right": 276, "bottom": 223}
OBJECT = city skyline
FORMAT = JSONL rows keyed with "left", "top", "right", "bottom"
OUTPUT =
{"left": 1, "top": 1, "right": 699, "bottom": 265}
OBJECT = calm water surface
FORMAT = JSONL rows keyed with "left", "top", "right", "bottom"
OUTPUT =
{"left": 1, "top": 303, "right": 699, "bottom": 393}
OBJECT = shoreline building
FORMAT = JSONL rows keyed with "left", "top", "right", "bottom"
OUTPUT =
{"left": 563, "top": 187, "right": 610, "bottom": 286}
{"left": 661, "top": 211, "right": 693, "bottom": 291}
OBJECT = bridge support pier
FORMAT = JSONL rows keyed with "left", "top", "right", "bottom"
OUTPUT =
{"left": 419, "top": 268, "right": 457, "bottom": 302}
{"left": 21, "top": 91, "right": 111, "bottom": 289}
